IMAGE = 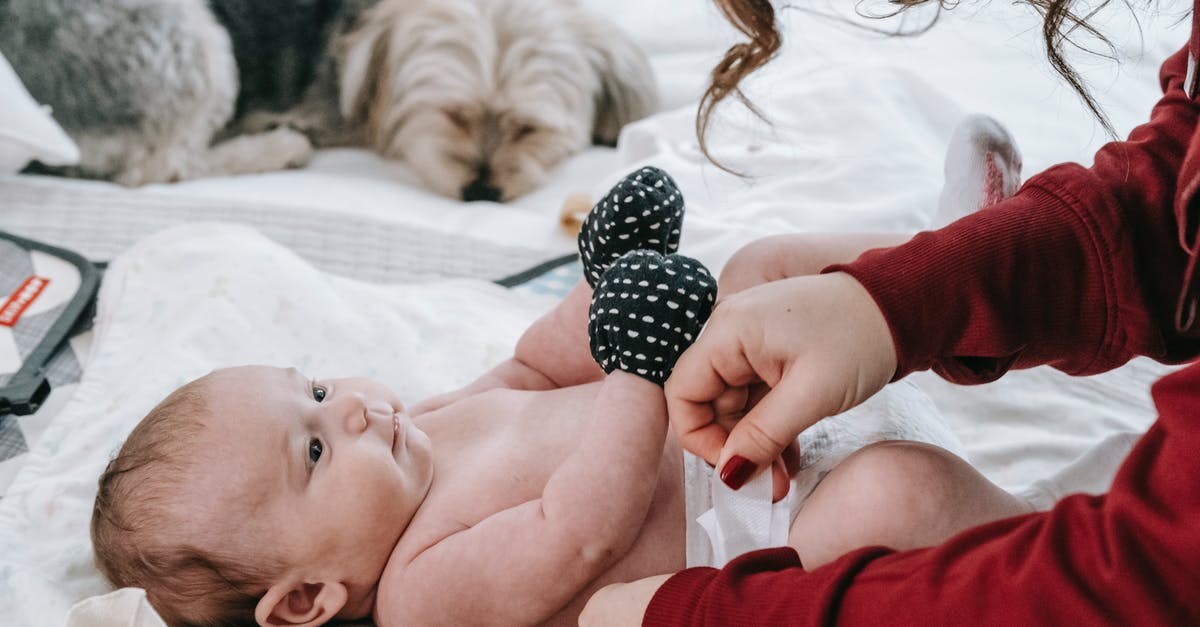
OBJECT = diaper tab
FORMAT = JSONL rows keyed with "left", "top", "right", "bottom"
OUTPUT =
{"left": 697, "top": 466, "right": 794, "bottom": 567}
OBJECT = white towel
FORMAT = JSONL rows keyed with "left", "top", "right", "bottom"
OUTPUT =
{"left": 0, "top": 223, "right": 555, "bottom": 625}
{"left": 65, "top": 589, "right": 166, "bottom": 627}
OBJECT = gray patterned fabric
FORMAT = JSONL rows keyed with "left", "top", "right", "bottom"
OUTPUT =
{"left": 0, "top": 239, "right": 33, "bottom": 296}
{"left": 0, "top": 177, "right": 564, "bottom": 283}
{"left": 0, "top": 416, "right": 25, "bottom": 459}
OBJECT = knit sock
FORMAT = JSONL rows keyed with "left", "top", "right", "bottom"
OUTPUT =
{"left": 588, "top": 250, "right": 716, "bottom": 386}
{"left": 934, "top": 114, "right": 1022, "bottom": 228}
{"left": 578, "top": 166, "right": 684, "bottom": 288}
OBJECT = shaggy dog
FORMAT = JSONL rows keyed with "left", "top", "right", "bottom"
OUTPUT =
{"left": 334, "top": 0, "right": 659, "bottom": 201}
{"left": 0, "top": 0, "right": 657, "bottom": 201}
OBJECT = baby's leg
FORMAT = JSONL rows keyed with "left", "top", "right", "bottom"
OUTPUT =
{"left": 416, "top": 167, "right": 691, "bottom": 413}
{"left": 787, "top": 441, "right": 1032, "bottom": 569}
{"left": 721, "top": 114, "right": 1021, "bottom": 295}
{"left": 516, "top": 167, "right": 690, "bottom": 383}
{"left": 719, "top": 232, "right": 909, "bottom": 295}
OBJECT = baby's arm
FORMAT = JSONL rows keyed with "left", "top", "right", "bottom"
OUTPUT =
{"left": 381, "top": 250, "right": 716, "bottom": 625}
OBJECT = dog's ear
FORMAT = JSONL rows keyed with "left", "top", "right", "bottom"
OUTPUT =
{"left": 335, "top": 4, "right": 397, "bottom": 126}
{"left": 569, "top": 14, "right": 660, "bottom": 146}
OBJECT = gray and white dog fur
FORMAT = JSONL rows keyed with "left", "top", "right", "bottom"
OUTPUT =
{"left": 0, "top": 0, "right": 346, "bottom": 185}
{"left": 335, "top": 0, "right": 659, "bottom": 201}
{"left": 0, "top": 0, "right": 658, "bottom": 200}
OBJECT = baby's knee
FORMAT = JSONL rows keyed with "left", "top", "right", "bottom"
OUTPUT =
{"left": 789, "top": 441, "right": 981, "bottom": 561}
{"left": 828, "top": 441, "right": 968, "bottom": 512}
{"left": 790, "top": 440, "right": 1030, "bottom": 566}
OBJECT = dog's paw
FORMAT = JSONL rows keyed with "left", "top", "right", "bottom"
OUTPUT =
{"left": 262, "top": 127, "right": 315, "bottom": 170}
{"left": 578, "top": 166, "right": 684, "bottom": 288}
{"left": 588, "top": 250, "right": 716, "bottom": 386}
{"left": 207, "top": 127, "right": 315, "bottom": 176}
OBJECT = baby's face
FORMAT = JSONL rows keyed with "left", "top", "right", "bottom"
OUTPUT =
{"left": 194, "top": 366, "right": 433, "bottom": 590}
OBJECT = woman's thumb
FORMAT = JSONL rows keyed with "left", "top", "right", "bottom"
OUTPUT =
{"left": 716, "top": 386, "right": 814, "bottom": 490}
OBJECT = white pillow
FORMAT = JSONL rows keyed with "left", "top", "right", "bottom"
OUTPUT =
{"left": 0, "top": 50, "right": 79, "bottom": 174}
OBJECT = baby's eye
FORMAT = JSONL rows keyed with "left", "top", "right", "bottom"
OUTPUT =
{"left": 312, "top": 384, "right": 327, "bottom": 402}
{"left": 308, "top": 438, "right": 324, "bottom": 465}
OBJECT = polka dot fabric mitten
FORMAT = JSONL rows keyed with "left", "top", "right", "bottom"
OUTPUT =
{"left": 578, "top": 166, "right": 684, "bottom": 288}
{"left": 588, "top": 250, "right": 716, "bottom": 386}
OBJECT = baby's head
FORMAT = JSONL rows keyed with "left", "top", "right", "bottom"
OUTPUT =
{"left": 91, "top": 365, "right": 434, "bottom": 626}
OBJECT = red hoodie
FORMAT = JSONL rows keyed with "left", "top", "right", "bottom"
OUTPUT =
{"left": 646, "top": 15, "right": 1200, "bottom": 627}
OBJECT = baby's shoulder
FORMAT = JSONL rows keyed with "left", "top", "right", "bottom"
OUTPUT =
{"left": 440, "top": 383, "right": 600, "bottom": 425}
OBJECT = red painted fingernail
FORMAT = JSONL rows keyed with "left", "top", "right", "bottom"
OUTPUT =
{"left": 720, "top": 455, "right": 755, "bottom": 490}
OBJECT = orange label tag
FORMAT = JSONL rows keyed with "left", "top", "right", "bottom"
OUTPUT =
{"left": 0, "top": 276, "right": 50, "bottom": 327}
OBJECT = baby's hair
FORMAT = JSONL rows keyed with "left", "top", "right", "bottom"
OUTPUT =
{"left": 91, "top": 378, "right": 282, "bottom": 627}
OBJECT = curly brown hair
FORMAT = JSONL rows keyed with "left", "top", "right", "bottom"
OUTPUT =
{"left": 701, "top": 0, "right": 1141, "bottom": 171}
{"left": 91, "top": 379, "right": 283, "bottom": 627}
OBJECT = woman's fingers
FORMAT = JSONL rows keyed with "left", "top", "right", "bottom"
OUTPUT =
{"left": 665, "top": 313, "right": 761, "bottom": 466}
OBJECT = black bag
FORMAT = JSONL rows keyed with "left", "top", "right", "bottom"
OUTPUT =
{"left": 0, "top": 231, "right": 99, "bottom": 415}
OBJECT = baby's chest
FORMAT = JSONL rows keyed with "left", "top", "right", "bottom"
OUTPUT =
{"left": 420, "top": 387, "right": 598, "bottom": 525}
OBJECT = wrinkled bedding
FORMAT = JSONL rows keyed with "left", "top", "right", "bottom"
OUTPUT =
{"left": 0, "top": 0, "right": 1190, "bottom": 623}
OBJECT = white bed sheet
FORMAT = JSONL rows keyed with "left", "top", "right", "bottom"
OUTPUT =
{"left": 0, "top": 0, "right": 1192, "bottom": 623}
{"left": 98, "top": 0, "right": 1184, "bottom": 489}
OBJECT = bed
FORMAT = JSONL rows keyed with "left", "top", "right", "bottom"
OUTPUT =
{"left": 0, "top": 0, "right": 1189, "bottom": 623}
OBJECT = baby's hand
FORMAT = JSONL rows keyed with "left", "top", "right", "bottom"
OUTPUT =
{"left": 588, "top": 250, "right": 716, "bottom": 386}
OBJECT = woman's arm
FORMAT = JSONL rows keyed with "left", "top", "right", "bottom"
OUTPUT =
{"left": 834, "top": 45, "right": 1200, "bottom": 382}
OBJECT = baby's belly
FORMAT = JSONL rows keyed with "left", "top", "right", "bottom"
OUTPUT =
{"left": 415, "top": 385, "right": 688, "bottom": 624}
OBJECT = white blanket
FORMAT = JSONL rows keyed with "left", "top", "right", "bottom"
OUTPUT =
{"left": 0, "top": 0, "right": 1190, "bottom": 623}
{"left": 11, "top": 223, "right": 972, "bottom": 626}
{"left": 0, "top": 224, "right": 557, "bottom": 624}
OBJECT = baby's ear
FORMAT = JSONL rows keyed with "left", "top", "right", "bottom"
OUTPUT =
{"left": 255, "top": 579, "right": 347, "bottom": 627}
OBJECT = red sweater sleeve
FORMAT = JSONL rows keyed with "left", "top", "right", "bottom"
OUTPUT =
{"left": 828, "top": 45, "right": 1200, "bottom": 383}
{"left": 646, "top": 363, "right": 1200, "bottom": 625}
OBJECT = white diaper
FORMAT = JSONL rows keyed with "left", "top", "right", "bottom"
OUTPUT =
{"left": 685, "top": 380, "right": 965, "bottom": 567}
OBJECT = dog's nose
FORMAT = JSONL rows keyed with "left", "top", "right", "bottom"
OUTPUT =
{"left": 462, "top": 178, "right": 502, "bottom": 203}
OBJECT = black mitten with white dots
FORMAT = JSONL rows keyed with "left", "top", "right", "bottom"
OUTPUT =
{"left": 588, "top": 250, "right": 716, "bottom": 386}
{"left": 578, "top": 166, "right": 684, "bottom": 288}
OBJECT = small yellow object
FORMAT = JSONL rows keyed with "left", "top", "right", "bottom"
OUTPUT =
{"left": 558, "top": 193, "right": 591, "bottom": 236}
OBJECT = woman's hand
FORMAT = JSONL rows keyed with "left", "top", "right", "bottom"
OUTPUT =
{"left": 665, "top": 271, "right": 897, "bottom": 492}
{"left": 579, "top": 575, "right": 672, "bottom": 626}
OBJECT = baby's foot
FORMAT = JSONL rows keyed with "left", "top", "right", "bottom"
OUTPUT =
{"left": 934, "top": 114, "right": 1022, "bottom": 228}
{"left": 578, "top": 166, "right": 685, "bottom": 288}
{"left": 588, "top": 250, "right": 716, "bottom": 385}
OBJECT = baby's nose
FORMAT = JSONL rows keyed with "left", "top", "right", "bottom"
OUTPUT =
{"left": 358, "top": 399, "right": 398, "bottom": 436}
{"left": 330, "top": 392, "right": 369, "bottom": 434}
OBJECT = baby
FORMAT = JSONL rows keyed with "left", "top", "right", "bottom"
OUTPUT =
{"left": 90, "top": 164, "right": 1028, "bottom": 627}
{"left": 91, "top": 167, "right": 717, "bottom": 627}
